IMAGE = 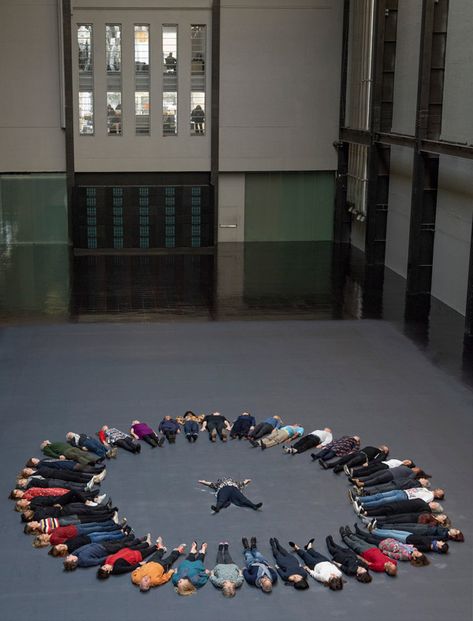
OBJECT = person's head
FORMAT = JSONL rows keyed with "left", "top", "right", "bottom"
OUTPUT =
{"left": 435, "top": 514, "right": 450, "bottom": 526}
{"left": 16, "top": 478, "right": 28, "bottom": 489}
{"left": 274, "top": 415, "right": 281, "bottom": 420}
{"left": 410, "top": 551, "right": 430, "bottom": 567}
{"left": 413, "top": 468, "right": 431, "bottom": 479}
{"left": 212, "top": 411, "right": 221, "bottom": 416}
{"left": 15, "top": 499, "right": 30, "bottom": 512}
{"left": 66, "top": 432, "right": 74, "bottom": 441}
{"left": 355, "top": 567, "right": 372, "bottom": 583}
{"left": 21, "top": 468, "right": 34, "bottom": 477}
{"left": 432, "top": 540, "right": 449, "bottom": 554}
{"left": 25, "top": 457, "right": 40, "bottom": 468}
{"left": 50, "top": 544, "right": 69, "bottom": 557}
{"left": 402, "top": 459, "right": 414, "bottom": 467}
{"left": 139, "top": 575, "right": 151, "bottom": 592}
{"left": 292, "top": 576, "right": 309, "bottom": 590}
{"left": 448, "top": 529, "right": 464, "bottom": 542}
{"left": 33, "top": 534, "right": 51, "bottom": 548}
{"left": 242, "top": 412, "right": 251, "bottom": 417}
{"left": 184, "top": 411, "right": 195, "bottom": 418}
{"left": 101, "top": 425, "right": 109, "bottom": 432}
{"left": 324, "top": 427, "right": 332, "bottom": 433}
{"left": 176, "top": 578, "right": 196, "bottom": 596}
{"left": 63, "top": 555, "right": 79, "bottom": 571}
{"left": 9, "top": 489, "right": 23, "bottom": 500}
{"left": 433, "top": 488, "right": 445, "bottom": 500}
{"left": 97, "top": 564, "right": 113, "bottom": 579}
{"left": 164, "top": 416, "right": 171, "bottom": 421}
{"left": 24, "top": 521, "right": 41, "bottom": 534}
{"left": 353, "top": 436, "right": 360, "bottom": 442}
{"left": 327, "top": 576, "right": 343, "bottom": 591}
{"left": 131, "top": 420, "right": 140, "bottom": 425}
{"left": 222, "top": 580, "right": 237, "bottom": 598}
{"left": 430, "top": 502, "right": 443, "bottom": 513}
{"left": 384, "top": 562, "right": 397, "bottom": 576}
{"left": 379, "top": 445, "right": 389, "bottom": 456}
{"left": 21, "top": 509, "right": 34, "bottom": 522}
{"left": 418, "top": 477, "right": 431, "bottom": 488}
{"left": 259, "top": 576, "right": 273, "bottom": 593}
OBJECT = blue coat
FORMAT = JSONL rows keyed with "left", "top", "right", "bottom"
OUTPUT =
{"left": 158, "top": 418, "right": 180, "bottom": 433}
{"left": 172, "top": 560, "right": 209, "bottom": 588}
{"left": 243, "top": 563, "right": 278, "bottom": 587}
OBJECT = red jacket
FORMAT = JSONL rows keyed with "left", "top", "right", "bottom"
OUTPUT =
{"left": 105, "top": 548, "right": 143, "bottom": 567}
{"left": 23, "top": 487, "right": 69, "bottom": 501}
{"left": 361, "top": 547, "right": 397, "bottom": 572}
{"left": 50, "top": 525, "right": 79, "bottom": 545}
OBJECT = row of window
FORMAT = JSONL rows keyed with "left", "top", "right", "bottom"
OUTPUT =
{"left": 78, "top": 24, "right": 206, "bottom": 137}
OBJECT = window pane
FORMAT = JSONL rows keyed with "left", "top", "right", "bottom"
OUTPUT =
{"left": 79, "top": 92, "right": 93, "bottom": 135}
{"left": 135, "top": 92, "right": 150, "bottom": 136}
{"left": 78, "top": 25, "right": 93, "bottom": 72}
{"left": 134, "top": 25, "right": 149, "bottom": 69}
{"left": 106, "top": 25, "right": 121, "bottom": 72}
{"left": 191, "top": 25, "right": 206, "bottom": 136}
{"left": 163, "top": 25, "right": 177, "bottom": 136}
{"left": 107, "top": 92, "right": 121, "bottom": 135}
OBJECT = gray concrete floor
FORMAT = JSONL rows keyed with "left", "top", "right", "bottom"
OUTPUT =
{"left": 0, "top": 320, "right": 471, "bottom": 621}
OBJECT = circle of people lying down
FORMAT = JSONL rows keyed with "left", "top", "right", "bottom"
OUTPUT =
{"left": 10, "top": 412, "right": 465, "bottom": 597}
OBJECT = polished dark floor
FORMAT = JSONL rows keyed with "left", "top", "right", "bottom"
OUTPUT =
{"left": 0, "top": 242, "right": 471, "bottom": 388}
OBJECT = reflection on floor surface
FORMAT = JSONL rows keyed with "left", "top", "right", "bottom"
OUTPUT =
{"left": 0, "top": 242, "right": 471, "bottom": 387}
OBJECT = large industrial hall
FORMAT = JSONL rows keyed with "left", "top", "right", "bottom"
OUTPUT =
{"left": 0, "top": 2, "right": 471, "bottom": 621}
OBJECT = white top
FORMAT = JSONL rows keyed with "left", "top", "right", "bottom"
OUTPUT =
{"left": 310, "top": 430, "right": 332, "bottom": 445}
{"left": 308, "top": 561, "right": 342, "bottom": 584}
{"left": 404, "top": 487, "right": 433, "bottom": 502}
{"left": 383, "top": 459, "right": 403, "bottom": 468}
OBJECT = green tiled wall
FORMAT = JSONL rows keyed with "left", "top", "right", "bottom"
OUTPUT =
{"left": 0, "top": 174, "right": 68, "bottom": 244}
{"left": 244, "top": 171, "right": 335, "bottom": 242}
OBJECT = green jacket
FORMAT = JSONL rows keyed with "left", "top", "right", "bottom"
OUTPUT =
{"left": 42, "top": 442, "right": 97, "bottom": 465}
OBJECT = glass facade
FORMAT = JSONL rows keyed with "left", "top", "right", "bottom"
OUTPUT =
{"left": 190, "top": 25, "right": 206, "bottom": 135}
{"left": 135, "top": 25, "right": 150, "bottom": 135}
{"left": 162, "top": 25, "right": 178, "bottom": 135}
{"left": 78, "top": 25, "right": 94, "bottom": 135}
{"left": 106, "top": 25, "right": 122, "bottom": 135}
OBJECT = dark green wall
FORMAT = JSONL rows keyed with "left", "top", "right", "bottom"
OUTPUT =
{"left": 244, "top": 172, "right": 335, "bottom": 242}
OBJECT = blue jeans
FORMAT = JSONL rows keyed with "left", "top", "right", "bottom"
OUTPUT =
{"left": 244, "top": 548, "right": 269, "bottom": 567}
{"left": 361, "top": 490, "right": 405, "bottom": 507}
{"left": 83, "top": 438, "right": 108, "bottom": 458}
{"left": 373, "top": 528, "right": 409, "bottom": 542}
{"left": 88, "top": 530, "right": 125, "bottom": 543}
{"left": 76, "top": 520, "right": 117, "bottom": 534}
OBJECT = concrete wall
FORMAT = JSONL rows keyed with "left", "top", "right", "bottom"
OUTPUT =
{"left": 0, "top": 0, "right": 65, "bottom": 172}
{"left": 219, "top": 0, "right": 342, "bottom": 172}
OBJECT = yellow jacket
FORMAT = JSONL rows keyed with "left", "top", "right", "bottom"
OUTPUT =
{"left": 131, "top": 562, "right": 175, "bottom": 587}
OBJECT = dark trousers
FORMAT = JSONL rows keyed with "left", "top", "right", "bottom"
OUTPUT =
{"left": 216, "top": 545, "right": 233, "bottom": 564}
{"left": 375, "top": 512, "right": 428, "bottom": 524}
{"left": 353, "top": 462, "right": 388, "bottom": 477}
{"left": 38, "top": 467, "right": 92, "bottom": 483}
{"left": 186, "top": 432, "right": 199, "bottom": 442}
{"left": 74, "top": 463, "right": 105, "bottom": 473}
{"left": 115, "top": 438, "right": 140, "bottom": 453}
{"left": 316, "top": 448, "right": 336, "bottom": 461}
{"left": 248, "top": 423, "right": 273, "bottom": 440}
{"left": 101, "top": 536, "right": 149, "bottom": 554}
{"left": 215, "top": 486, "right": 259, "bottom": 511}
{"left": 141, "top": 433, "right": 161, "bottom": 447}
{"left": 147, "top": 548, "right": 180, "bottom": 570}
{"left": 61, "top": 503, "right": 115, "bottom": 518}
{"left": 187, "top": 552, "right": 205, "bottom": 562}
{"left": 162, "top": 431, "right": 177, "bottom": 444}
{"left": 73, "top": 511, "right": 115, "bottom": 524}
{"left": 31, "top": 490, "right": 93, "bottom": 508}
{"left": 230, "top": 420, "right": 252, "bottom": 438}
{"left": 292, "top": 435, "right": 320, "bottom": 453}
{"left": 207, "top": 422, "right": 227, "bottom": 440}
{"left": 331, "top": 452, "right": 366, "bottom": 471}
{"left": 295, "top": 547, "right": 327, "bottom": 569}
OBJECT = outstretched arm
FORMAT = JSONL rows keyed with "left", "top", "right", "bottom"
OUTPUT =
{"left": 198, "top": 480, "right": 213, "bottom": 487}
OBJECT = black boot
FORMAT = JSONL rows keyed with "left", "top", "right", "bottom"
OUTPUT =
{"left": 250, "top": 536, "right": 257, "bottom": 549}
{"left": 242, "top": 537, "right": 249, "bottom": 550}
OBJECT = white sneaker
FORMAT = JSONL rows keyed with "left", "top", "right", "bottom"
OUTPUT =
{"left": 85, "top": 478, "right": 95, "bottom": 491}
{"left": 112, "top": 511, "right": 119, "bottom": 524}
{"left": 94, "top": 494, "right": 106, "bottom": 504}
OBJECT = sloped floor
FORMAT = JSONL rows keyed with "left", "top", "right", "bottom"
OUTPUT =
{"left": 0, "top": 320, "right": 471, "bottom": 621}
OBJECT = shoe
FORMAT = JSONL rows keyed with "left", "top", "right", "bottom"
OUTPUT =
{"left": 367, "top": 519, "right": 377, "bottom": 532}
{"left": 94, "top": 493, "right": 106, "bottom": 504}
{"left": 339, "top": 526, "right": 345, "bottom": 537}
{"left": 211, "top": 505, "right": 219, "bottom": 513}
{"left": 282, "top": 446, "right": 289, "bottom": 454}
{"left": 242, "top": 537, "right": 249, "bottom": 550}
{"left": 254, "top": 502, "right": 263, "bottom": 510}
{"left": 288, "top": 541, "right": 296, "bottom": 549}
{"left": 261, "top": 443, "right": 266, "bottom": 451}
{"left": 112, "top": 511, "right": 119, "bottom": 524}
{"left": 105, "top": 499, "right": 113, "bottom": 510}
{"left": 304, "top": 538, "right": 315, "bottom": 550}
{"left": 348, "top": 489, "right": 355, "bottom": 504}
{"left": 158, "top": 437, "right": 165, "bottom": 447}
{"left": 319, "top": 459, "right": 329, "bottom": 470}
{"left": 310, "top": 453, "right": 317, "bottom": 461}
{"left": 344, "top": 465, "right": 351, "bottom": 476}
{"left": 85, "top": 478, "right": 95, "bottom": 492}
{"left": 95, "top": 469, "right": 107, "bottom": 482}
{"left": 119, "top": 517, "right": 127, "bottom": 527}
{"left": 250, "top": 536, "right": 257, "bottom": 549}
{"left": 111, "top": 447, "right": 118, "bottom": 458}
{"left": 249, "top": 439, "right": 259, "bottom": 448}
{"left": 123, "top": 525, "right": 132, "bottom": 535}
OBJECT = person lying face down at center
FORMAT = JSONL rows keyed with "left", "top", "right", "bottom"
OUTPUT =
{"left": 198, "top": 478, "right": 262, "bottom": 514}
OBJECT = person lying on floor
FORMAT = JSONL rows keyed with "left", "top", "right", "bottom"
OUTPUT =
{"left": 251, "top": 424, "right": 304, "bottom": 450}
{"left": 130, "top": 420, "right": 165, "bottom": 448}
{"left": 10, "top": 485, "right": 72, "bottom": 501}
{"left": 360, "top": 511, "right": 451, "bottom": 528}
{"left": 282, "top": 427, "right": 332, "bottom": 455}
{"left": 40, "top": 440, "right": 101, "bottom": 465}
{"left": 209, "top": 542, "right": 244, "bottom": 597}
{"left": 351, "top": 474, "right": 432, "bottom": 496}
{"left": 25, "top": 456, "right": 104, "bottom": 474}
{"left": 241, "top": 536, "right": 278, "bottom": 593}
{"left": 351, "top": 465, "right": 430, "bottom": 489}
{"left": 63, "top": 534, "right": 150, "bottom": 571}
{"left": 325, "top": 535, "right": 372, "bottom": 583}
{"left": 97, "top": 535, "right": 162, "bottom": 578}
{"left": 348, "top": 458, "right": 415, "bottom": 479}
{"left": 20, "top": 464, "right": 105, "bottom": 486}
{"left": 172, "top": 541, "right": 209, "bottom": 595}
{"left": 132, "top": 540, "right": 186, "bottom": 592}
{"left": 158, "top": 416, "right": 181, "bottom": 444}
{"left": 24, "top": 511, "right": 122, "bottom": 534}
{"left": 247, "top": 415, "right": 283, "bottom": 442}
{"left": 20, "top": 498, "right": 116, "bottom": 524}
{"left": 16, "top": 473, "right": 102, "bottom": 494}
{"left": 350, "top": 486, "right": 444, "bottom": 507}
{"left": 198, "top": 478, "right": 262, "bottom": 513}
{"left": 15, "top": 488, "right": 103, "bottom": 512}
{"left": 353, "top": 496, "right": 444, "bottom": 518}
{"left": 183, "top": 411, "right": 200, "bottom": 442}
{"left": 66, "top": 432, "right": 116, "bottom": 459}
{"left": 49, "top": 525, "right": 130, "bottom": 557}
{"left": 230, "top": 412, "right": 256, "bottom": 440}
{"left": 289, "top": 539, "right": 343, "bottom": 590}
{"left": 348, "top": 525, "right": 430, "bottom": 566}
{"left": 269, "top": 537, "right": 309, "bottom": 590}
{"left": 310, "top": 435, "right": 360, "bottom": 463}
{"left": 367, "top": 519, "right": 464, "bottom": 542}
{"left": 98, "top": 425, "right": 141, "bottom": 454}
{"left": 321, "top": 444, "right": 389, "bottom": 472}
{"left": 358, "top": 523, "right": 449, "bottom": 554}
{"left": 33, "top": 519, "right": 125, "bottom": 548}
{"left": 201, "top": 412, "right": 232, "bottom": 442}
{"left": 340, "top": 526, "right": 397, "bottom": 576}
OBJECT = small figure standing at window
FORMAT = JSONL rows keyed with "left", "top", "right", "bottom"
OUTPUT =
{"left": 191, "top": 105, "right": 205, "bottom": 135}
{"left": 165, "top": 52, "right": 177, "bottom": 74}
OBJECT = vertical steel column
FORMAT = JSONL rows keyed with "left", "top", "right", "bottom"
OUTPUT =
{"left": 405, "top": 0, "right": 449, "bottom": 320}
{"left": 210, "top": 0, "right": 221, "bottom": 246}
{"left": 465, "top": 219, "right": 473, "bottom": 349}
{"left": 62, "top": 0, "right": 75, "bottom": 245}
{"left": 333, "top": 0, "right": 351, "bottom": 244}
